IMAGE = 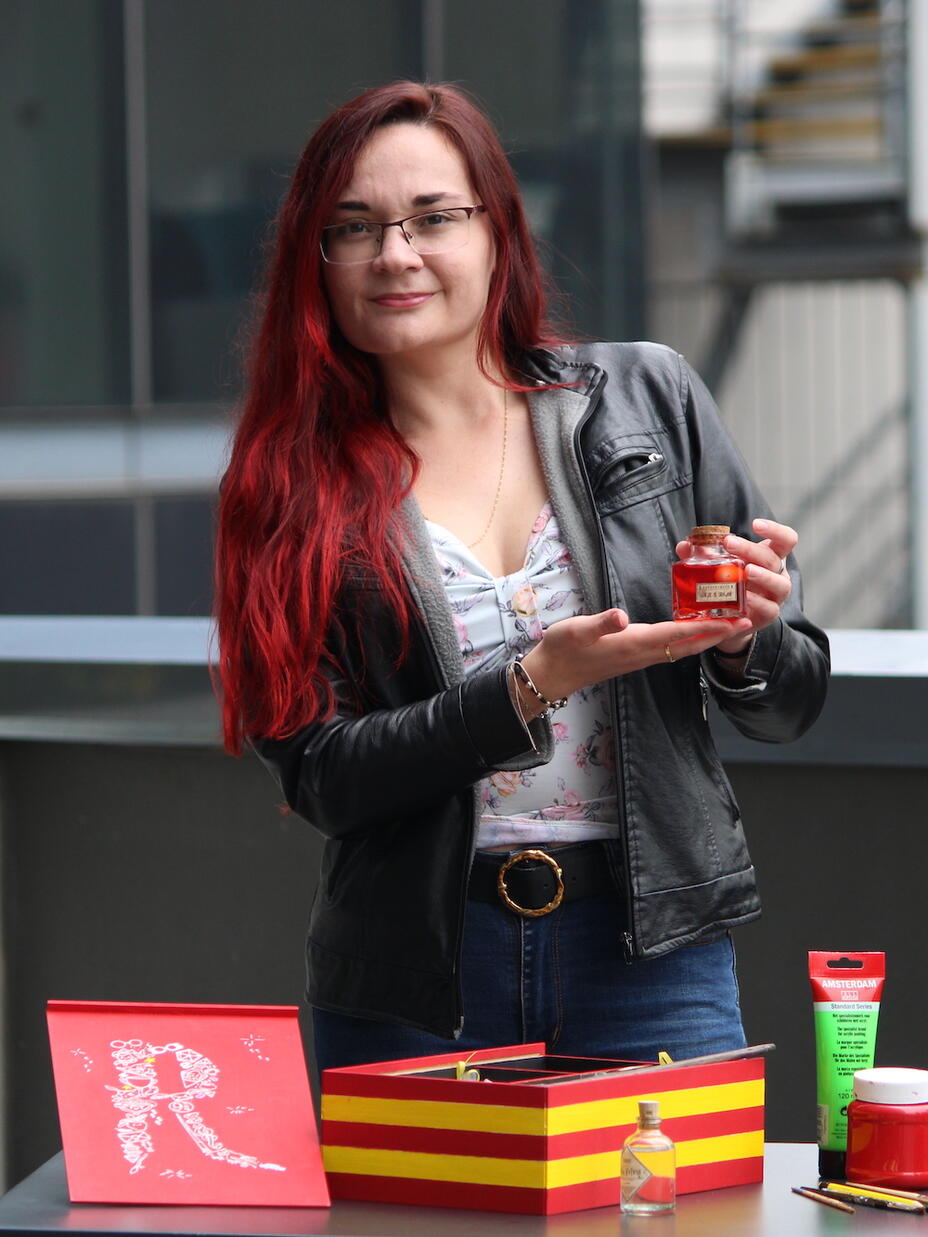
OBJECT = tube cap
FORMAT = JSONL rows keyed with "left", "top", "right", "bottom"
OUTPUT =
{"left": 854, "top": 1067, "right": 928, "bottom": 1104}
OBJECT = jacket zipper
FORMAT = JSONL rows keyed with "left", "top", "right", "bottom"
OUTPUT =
{"left": 596, "top": 449, "right": 665, "bottom": 490}
{"left": 571, "top": 369, "right": 638, "bottom": 964}
{"left": 409, "top": 606, "right": 470, "bottom": 1038}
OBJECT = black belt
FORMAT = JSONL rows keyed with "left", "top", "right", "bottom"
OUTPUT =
{"left": 468, "top": 843, "right": 616, "bottom": 918}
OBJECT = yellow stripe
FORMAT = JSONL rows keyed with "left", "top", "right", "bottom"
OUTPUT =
{"left": 323, "top": 1129, "right": 764, "bottom": 1190}
{"left": 324, "top": 1145, "right": 546, "bottom": 1188}
{"left": 322, "top": 1094, "right": 544, "bottom": 1135}
{"left": 546, "top": 1130, "right": 764, "bottom": 1186}
{"left": 322, "top": 1078, "right": 763, "bottom": 1136}
{"left": 675, "top": 1130, "right": 764, "bottom": 1170}
{"left": 548, "top": 1079, "right": 765, "bottom": 1134}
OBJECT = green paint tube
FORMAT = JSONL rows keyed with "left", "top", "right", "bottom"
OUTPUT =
{"left": 809, "top": 950, "right": 886, "bottom": 1179}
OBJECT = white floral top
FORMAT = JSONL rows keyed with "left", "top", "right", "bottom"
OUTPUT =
{"left": 425, "top": 502, "right": 619, "bottom": 849}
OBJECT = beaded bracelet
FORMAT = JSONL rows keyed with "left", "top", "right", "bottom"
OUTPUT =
{"left": 512, "top": 654, "right": 569, "bottom": 715}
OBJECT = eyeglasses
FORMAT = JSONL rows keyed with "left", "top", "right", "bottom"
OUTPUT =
{"left": 320, "top": 205, "right": 487, "bottom": 265}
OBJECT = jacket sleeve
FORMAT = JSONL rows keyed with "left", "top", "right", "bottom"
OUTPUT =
{"left": 252, "top": 659, "right": 554, "bottom": 839}
{"left": 679, "top": 355, "right": 831, "bottom": 742}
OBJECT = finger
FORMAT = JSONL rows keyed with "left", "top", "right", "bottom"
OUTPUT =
{"left": 571, "top": 608, "right": 629, "bottom": 645}
{"left": 653, "top": 618, "right": 753, "bottom": 663}
{"left": 745, "top": 562, "right": 791, "bottom": 602}
{"left": 752, "top": 517, "right": 798, "bottom": 558}
{"left": 725, "top": 532, "right": 784, "bottom": 576}
{"left": 650, "top": 618, "right": 752, "bottom": 643}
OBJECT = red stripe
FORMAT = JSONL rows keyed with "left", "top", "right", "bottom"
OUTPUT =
{"left": 664, "top": 1106, "right": 764, "bottom": 1143}
{"left": 322, "top": 1042, "right": 547, "bottom": 1081}
{"left": 678, "top": 1155, "right": 765, "bottom": 1194}
{"left": 323, "top": 1105, "right": 762, "bottom": 1161}
{"left": 322, "top": 1071, "right": 549, "bottom": 1107}
{"left": 545, "top": 1179, "right": 619, "bottom": 1213}
{"left": 546, "top": 1105, "right": 763, "bottom": 1157}
{"left": 322, "top": 1062, "right": 762, "bottom": 1109}
{"left": 542, "top": 1057, "right": 764, "bottom": 1106}
{"left": 323, "top": 1120, "right": 544, "bottom": 1159}
{"left": 323, "top": 1052, "right": 762, "bottom": 1107}
{"left": 326, "top": 1172, "right": 548, "bottom": 1214}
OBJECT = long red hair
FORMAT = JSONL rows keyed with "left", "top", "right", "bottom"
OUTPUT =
{"left": 215, "top": 81, "right": 564, "bottom": 754}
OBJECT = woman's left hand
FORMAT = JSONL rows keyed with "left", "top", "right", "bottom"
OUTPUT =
{"left": 675, "top": 517, "right": 796, "bottom": 657}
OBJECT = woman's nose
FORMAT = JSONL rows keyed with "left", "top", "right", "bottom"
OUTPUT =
{"left": 372, "top": 224, "right": 424, "bottom": 272}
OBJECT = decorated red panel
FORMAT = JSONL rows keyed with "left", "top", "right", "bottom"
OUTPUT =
{"left": 47, "top": 1000, "right": 330, "bottom": 1207}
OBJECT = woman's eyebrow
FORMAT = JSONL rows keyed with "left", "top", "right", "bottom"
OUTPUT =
{"left": 333, "top": 191, "right": 465, "bottom": 213}
{"left": 411, "top": 192, "right": 464, "bottom": 206}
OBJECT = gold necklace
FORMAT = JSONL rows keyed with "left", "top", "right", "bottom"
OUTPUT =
{"left": 467, "top": 388, "right": 508, "bottom": 548}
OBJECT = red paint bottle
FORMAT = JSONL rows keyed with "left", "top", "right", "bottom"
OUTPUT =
{"left": 846, "top": 1068, "right": 928, "bottom": 1189}
{"left": 672, "top": 525, "right": 747, "bottom": 620}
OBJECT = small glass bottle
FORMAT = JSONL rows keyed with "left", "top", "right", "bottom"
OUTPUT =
{"left": 672, "top": 525, "right": 747, "bottom": 620}
{"left": 621, "top": 1099, "right": 676, "bottom": 1216}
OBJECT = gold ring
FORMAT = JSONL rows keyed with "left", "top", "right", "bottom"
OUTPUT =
{"left": 664, "top": 643, "right": 675, "bottom": 663}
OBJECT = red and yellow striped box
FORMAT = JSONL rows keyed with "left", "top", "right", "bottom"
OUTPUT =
{"left": 321, "top": 1042, "right": 764, "bottom": 1214}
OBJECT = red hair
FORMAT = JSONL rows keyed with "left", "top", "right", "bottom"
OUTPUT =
{"left": 214, "top": 81, "right": 564, "bottom": 754}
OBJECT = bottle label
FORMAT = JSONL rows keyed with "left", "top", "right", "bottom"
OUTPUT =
{"left": 621, "top": 1148, "right": 675, "bottom": 1204}
{"left": 696, "top": 582, "right": 738, "bottom": 602}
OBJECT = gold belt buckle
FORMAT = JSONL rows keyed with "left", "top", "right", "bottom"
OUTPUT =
{"left": 497, "top": 849, "right": 565, "bottom": 917}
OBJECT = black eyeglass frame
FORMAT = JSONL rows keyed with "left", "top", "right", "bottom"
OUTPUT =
{"left": 319, "top": 205, "right": 488, "bottom": 265}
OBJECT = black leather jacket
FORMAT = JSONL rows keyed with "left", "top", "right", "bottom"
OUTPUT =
{"left": 255, "top": 343, "right": 830, "bottom": 1038}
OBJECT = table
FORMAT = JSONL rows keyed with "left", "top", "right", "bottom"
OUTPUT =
{"left": 0, "top": 1145, "right": 920, "bottom": 1235}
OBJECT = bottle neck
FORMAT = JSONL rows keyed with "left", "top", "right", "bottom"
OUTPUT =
{"left": 689, "top": 539, "right": 727, "bottom": 559}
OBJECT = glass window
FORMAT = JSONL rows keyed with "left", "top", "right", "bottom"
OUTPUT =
{"left": 145, "top": 0, "right": 422, "bottom": 402}
{"left": 0, "top": 500, "right": 135, "bottom": 614}
{"left": 154, "top": 495, "right": 215, "bottom": 616}
{"left": 443, "top": 0, "right": 644, "bottom": 341}
{"left": 0, "top": 0, "right": 130, "bottom": 407}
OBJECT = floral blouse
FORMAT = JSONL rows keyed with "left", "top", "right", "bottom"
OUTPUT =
{"left": 425, "top": 502, "right": 619, "bottom": 850}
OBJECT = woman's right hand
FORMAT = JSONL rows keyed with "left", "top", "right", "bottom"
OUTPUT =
{"left": 518, "top": 608, "right": 754, "bottom": 708}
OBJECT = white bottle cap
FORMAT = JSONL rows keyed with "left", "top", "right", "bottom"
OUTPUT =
{"left": 853, "top": 1067, "right": 928, "bottom": 1104}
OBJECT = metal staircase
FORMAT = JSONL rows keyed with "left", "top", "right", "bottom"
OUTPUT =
{"left": 726, "top": 0, "right": 908, "bottom": 249}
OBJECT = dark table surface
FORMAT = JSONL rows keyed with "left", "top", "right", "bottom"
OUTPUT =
{"left": 0, "top": 1145, "right": 920, "bottom": 1235}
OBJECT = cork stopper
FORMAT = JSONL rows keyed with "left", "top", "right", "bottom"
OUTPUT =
{"left": 689, "top": 525, "right": 730, "bottom": 545}
{"left": 638, "top": 1100, "right": 661, "bottom": 1126}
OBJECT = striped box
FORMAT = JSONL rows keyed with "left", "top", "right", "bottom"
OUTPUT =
{"left": 321, "top": 1043, "right": 765, "bottom": 1214}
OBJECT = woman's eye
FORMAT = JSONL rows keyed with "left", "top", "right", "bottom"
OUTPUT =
{"left": 336, "top": 220, "right": 376, "bottom": 239}
{"left": 419, "top": 212, "right": 454, "bottom": 228}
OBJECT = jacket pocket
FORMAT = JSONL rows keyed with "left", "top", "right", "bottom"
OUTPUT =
{"left": 588, "top": 438, "right": 677, "bottom": 515}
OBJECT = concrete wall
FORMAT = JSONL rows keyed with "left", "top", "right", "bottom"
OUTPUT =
{"left": 2, "top": 731, "right": 926, "bottom": 1184}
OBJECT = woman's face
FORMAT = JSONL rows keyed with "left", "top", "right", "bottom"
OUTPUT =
{"left": 321, "top": 123, "right": 495, "bottom": 367}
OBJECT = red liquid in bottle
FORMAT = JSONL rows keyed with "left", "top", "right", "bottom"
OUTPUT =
{"left": 672, "top": 525, "right": 746, "bottom": 620}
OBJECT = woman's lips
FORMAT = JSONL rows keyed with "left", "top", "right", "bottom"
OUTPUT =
{"left": 371, "top": 291, "right": 434, "bottom": 308}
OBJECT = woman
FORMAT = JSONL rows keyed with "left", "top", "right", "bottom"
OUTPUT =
{"left": 214, "top": 81, "right": 829, "bottom": 1074}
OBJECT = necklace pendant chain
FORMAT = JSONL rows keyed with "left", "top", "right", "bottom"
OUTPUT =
{"left": 467, "top": 388, "right": 508, "bottom": 549}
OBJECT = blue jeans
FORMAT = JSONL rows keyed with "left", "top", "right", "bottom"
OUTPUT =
{"left": 312, "top": 864, "right": 747, "bottom": 1075}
